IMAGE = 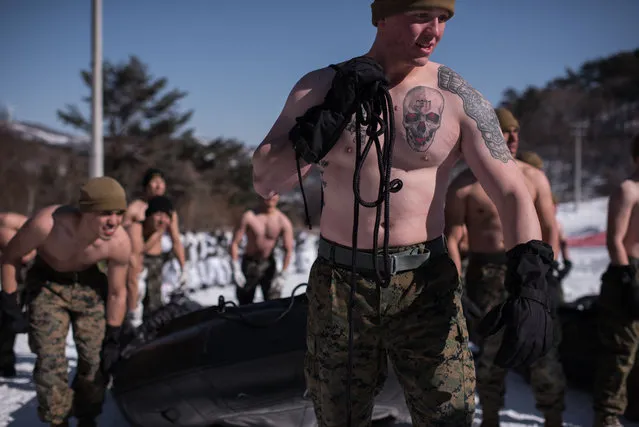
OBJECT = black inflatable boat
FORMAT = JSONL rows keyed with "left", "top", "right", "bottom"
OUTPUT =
{"left": 111, "top": 286, "right": 411, "bottom": 427}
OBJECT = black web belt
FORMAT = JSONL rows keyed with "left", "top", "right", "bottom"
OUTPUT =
{"left": 318, "top": 235, "right": 448, "bottom": 275}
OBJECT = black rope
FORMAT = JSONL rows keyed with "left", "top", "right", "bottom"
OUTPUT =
{"left": 213, "top": 283, "right": 308, "bottom": 328}
{"left": 292, "top": 63, "right": 402, "bottom": 426}
{"left": 345, "top": 73, "right": 401, "bottom": 426}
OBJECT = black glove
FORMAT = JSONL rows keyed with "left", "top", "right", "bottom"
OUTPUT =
{"left": 120, "top": 312, "right": 136, "bottom": 341}
{"left": 477, "top": 240, "right": 555, "bottom": 368}
{"left": 0, "top": 291, "right": 29, "bottom": 334}
{"left": 100, "top": 325, "right": 122, "bottom": 376}
{"left": 555, "top": 259, "right": 572, "bottom": 282}
{"left": 602, "top": 265, "right": 639, "bottom": 319}
{"left": 289, "top": 56, "right": 389, "bottom": 164}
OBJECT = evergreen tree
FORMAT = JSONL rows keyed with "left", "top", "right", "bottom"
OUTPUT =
{"left": 57, "top": 55, "right": 194, "bottom": 139}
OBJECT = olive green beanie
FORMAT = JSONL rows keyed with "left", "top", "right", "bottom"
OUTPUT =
{"left": 494, "top": 108, "right": 520, "bottom": 131}
{"left": 371, "top": 0, "right": 455, "bottom": 26}
{"left": 78, "top": 176, "right": 127, "bottom": 213}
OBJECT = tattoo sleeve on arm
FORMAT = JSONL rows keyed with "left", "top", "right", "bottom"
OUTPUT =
{"left": 437, "top": 66, "right": 512, "bottom": 163}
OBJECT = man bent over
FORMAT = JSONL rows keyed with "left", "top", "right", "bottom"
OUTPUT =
{"left": 0, "top": 177, "right": 130, "bottom": 427}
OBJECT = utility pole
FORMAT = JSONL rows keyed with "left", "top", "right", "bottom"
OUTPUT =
{"left": 90, "top": 0, "right": 103, "bottom": 178}
{"left": 573, "top": 121, "right": 587, "bottom": 212}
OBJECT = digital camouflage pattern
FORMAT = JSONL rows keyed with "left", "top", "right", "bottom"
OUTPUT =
{"left": 237, "top": 255, "right": 277, "bottom": 305}
{"left": 305, "top": 242, "right": 476, "bottom": 427}
{"left": 25, "top": 261, "right": 108, "bottom": 425}
{"left": 142, "top": 254, "right": 165, "bottom": 320}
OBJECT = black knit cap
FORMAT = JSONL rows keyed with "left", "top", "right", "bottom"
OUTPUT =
{"left": 145, "top": 196, "right": 174, "bottom": 218}
{"left": 142, "top": 168, "right": 165, "bottom": 189}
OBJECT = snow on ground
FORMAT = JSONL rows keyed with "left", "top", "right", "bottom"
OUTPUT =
{"left": 0, "top": 196, "right": 637, "bottom": 426}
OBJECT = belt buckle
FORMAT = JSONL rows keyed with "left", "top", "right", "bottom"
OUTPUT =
{"left": 388, "top": 255, "right": 398, "bottom": 276}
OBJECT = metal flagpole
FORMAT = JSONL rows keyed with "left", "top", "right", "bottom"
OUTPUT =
{"left": 90, "top": 0, "right": 103, "bottom": 178}
{"left": 573, "top": 121, "right": 586, "bottom": 212}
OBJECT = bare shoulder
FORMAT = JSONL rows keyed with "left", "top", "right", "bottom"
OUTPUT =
{"left": 617, "top": 179, "right": 639, "bottom": 203}
{"left": 0, "top": 212, "right": 28, "bottom": 230}
{"left": 238, "top": 209, "right": 256, "bottom": 227}
{"left": 32, "top": 205, "right": 66, "bottom": 230}
{"left": 109, "top": 227, "right": 132, "bottom": 262}
{"left": 435, "top": 64, "right": 510, "bottom": 163}
{"left": 283, "top": 67, "right": 335, "bottom": 115}
{"left": 243, "top": 209, "right": 256, "bottom": 220}
{"left": 278, "top": 210, "right": 293, "bottom": 227}
{"left": 518, "top": 161, "right": 548, "bottom": 184}
{"left": 0, "top": 227, "right": 17, "bottom": 247}
{"left": 434, "top": 63, "right": 483, "bottom": 111}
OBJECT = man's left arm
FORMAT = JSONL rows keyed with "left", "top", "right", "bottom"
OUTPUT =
{"left": 280, "top": 216, "right": 295, "bottom": 273}
{"left": 100, "top": 232, "right": 132, "bottom": 376}
{"left": 451, "top": 105, "right": 541, "bottom": 247}
{"left": 439, "top": 66, "right": 552, "bottom": 369}
{"left": 169, "top": 211, "right": 186, "bottom": 270}
{"left": 531, "top": 169, "right": 560, "bottom": 259}
{"left": 106, "top": 235, "right": 131, "bottom": 327}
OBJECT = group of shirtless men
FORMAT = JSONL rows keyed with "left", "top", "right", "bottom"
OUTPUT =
{"left": 1, "top": 1, "right": 638, "bottom": 426}
{"left": 0, "top": 168, "right": 295, "bottom": 426}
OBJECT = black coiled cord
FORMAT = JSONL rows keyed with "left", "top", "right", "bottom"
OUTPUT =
{"left": 346, "top": 75, "right": 402, "bottom": 426}
{"left": 292, "top": 66, "right": 401, "bottom": 426}
{"left": 214, "top": 283, "right": 308, "bottom": 328}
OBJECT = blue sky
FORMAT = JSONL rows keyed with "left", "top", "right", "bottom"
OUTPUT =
{"left": 1, "top": 0, "right": 638, "bottom": 147}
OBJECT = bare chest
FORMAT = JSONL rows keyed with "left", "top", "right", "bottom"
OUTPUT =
{"left": 325, "top": 83, "right": 459, "bottom": 172}
{"left": 40, "top": 226, "right": 108, "bottom": 271}
{"left": 468, "top": 184, "right": 500, "bottom": 222}
{"left": 248, "top": 215, "right": 282, "bottom": 241}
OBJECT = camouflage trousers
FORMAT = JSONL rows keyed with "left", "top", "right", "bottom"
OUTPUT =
{"left": 142, "top": 254, "right": 165, "bottom": 320}
{"left": 592, "top": 259, "right": 639, "bottom": 418}
{"left": 305, "top": 239, "right": 476, "bottom": 427}
{"left": 25, "top": 258, "right": 108, "bottom": 425}
{"left": 464, "top": 252, "right": 566, "bottom": 415}
{"left": 236, "top": 254, "right": 278, "bottom": 305}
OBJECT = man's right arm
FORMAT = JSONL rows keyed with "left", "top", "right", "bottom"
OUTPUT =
{"left": 558, "top": 222, "right": 571, "bottom": 261}
{"left": 0, "top": 209, "right": 53, "bottom": 293}
{"left": 606, "top": 181, "right": 634, "bottom": 265}
{"left": 444, "top": 178, "right": 468, "bottom": 275}
{"left": 252, "top": 69, "right": 333, "bottom": 198}
{"left": 438, "top": 66, "right": 541, "bottom": 250}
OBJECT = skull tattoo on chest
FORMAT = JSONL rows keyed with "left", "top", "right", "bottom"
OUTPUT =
{"left": 402, "top": 86, "right": 445, "bottom": 152}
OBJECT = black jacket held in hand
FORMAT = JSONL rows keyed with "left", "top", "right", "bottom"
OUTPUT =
{"left": 289, "top": 56, "right": 389, "bottom": 164}
{"left": 478, "top": 240, "right": 556, "bottom": 369}
{"left": 101, "top": 325, "right": 122, "bottom": 376}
